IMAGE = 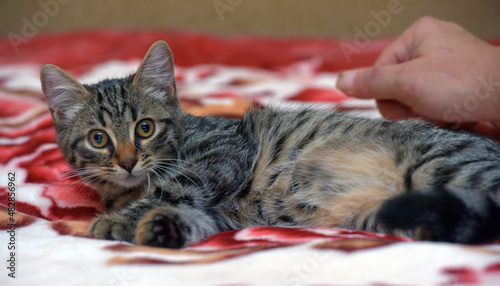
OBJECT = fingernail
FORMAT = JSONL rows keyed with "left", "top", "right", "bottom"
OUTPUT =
{"left": 336, "top": 70, "right": 357, "bottom": 95}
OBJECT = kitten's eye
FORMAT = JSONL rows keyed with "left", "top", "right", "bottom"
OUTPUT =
{"left": 136, "top": 119, "right": 155, "bottom": 138}
{"left": 89, "top": 130, "right": 109, "bottom": 148}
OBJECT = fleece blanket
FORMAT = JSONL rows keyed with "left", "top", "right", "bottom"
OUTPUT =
{"left": 1, "top": 30, "right": 500, "bottom": 286}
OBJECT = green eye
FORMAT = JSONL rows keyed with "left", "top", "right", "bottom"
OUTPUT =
{"left": 136, "top": 119, "right": 155, "bottom": 138}
{"left": 89, "top": 130, "right": 109, "bottom": 148}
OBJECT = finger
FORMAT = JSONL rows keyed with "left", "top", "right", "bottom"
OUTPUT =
{"left": 337, "top": 65, "right": 419, "bottom": 108}
{"left": 376, "top": 99, "right": 440, "bottom": 124}
{"left": 376, "top": 99, "right": 477, "bottom": 130}
{"left": 375, "top": 28, "right": 415, "bottom": 66}
{"left": 375, "top": 16, "right": 446, "bottom": 66}
{"left": 490, "top": 120, "right": 500, "bottom": 129}
{"left": 473, "top": 121, "right": 500, "bottom": 140}
{"left": 376, "top": 99, "right": 412, "bottom": 120}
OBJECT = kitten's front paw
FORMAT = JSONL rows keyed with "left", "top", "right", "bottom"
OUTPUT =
{"left": 135, "top": 207, "right": 189, "bottom": 248}
{"left": 89, "top": 215, "right": 135, "bottom": 242}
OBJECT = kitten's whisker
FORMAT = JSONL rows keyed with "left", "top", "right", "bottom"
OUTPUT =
{"left": 53, "top": 166, "right": 108, "bottom": 197}
{"left": 76, "top": 174, "right": 110, "bottom": 201}
{"left": 156, "top": 158, "right": 203, "bottom": 172}
{"left": 156, "top": 161, "right": 205, "bottom": 187}
{"left": 154, "top": 164, "right": 196, "bottom": 190}
{"left": 53, "top": 172, "right": 101, "bottom": 197}
{"left": 150, "top": 168, "right": 166, "bottom": 201}
{"left": 153, "top": 166, "right": 186, "bottom": 197}
{"left": 156, "top": 156, "right": 201, "bottom": 169}
{"left": 43, "top": 167, "right": 88, "bottom": 185}
{"left": 76, "top": 172, "right": 111, "bottom": 202}
{"left": 156, "top": 165, "right": 202, "bottom": 191}
{"left": 157, "top": 161, "right": 205, "bottom": 186}
{"left": 156, "top": 159, "right": 202, "bottom": 176}
{"left": 59, "top": 171, "right": 93, "bottom": 181}
{"left": 147, "top": 173, "right": 151, "bottom": 191}
{"left": 49, "top": 168, "right": 89, "bottom": 188}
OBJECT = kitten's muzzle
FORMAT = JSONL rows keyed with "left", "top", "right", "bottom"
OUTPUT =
{"left": 119, "top": 157, "right": 138, "bottom": 174}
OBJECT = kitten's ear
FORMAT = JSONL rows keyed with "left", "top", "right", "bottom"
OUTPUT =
{"left": 40, "top": 64, "right": 89, "bottom": 126}
{"left": 133, "top": 40, "right": 176, "bottom": 103}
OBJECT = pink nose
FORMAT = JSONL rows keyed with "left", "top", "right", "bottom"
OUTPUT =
{"left": 119, "top": 157, "right": 138, "bottom": 174}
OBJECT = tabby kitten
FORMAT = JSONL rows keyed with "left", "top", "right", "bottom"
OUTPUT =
{"left": 40, "top": 41, "right": 500, "bottom": 248}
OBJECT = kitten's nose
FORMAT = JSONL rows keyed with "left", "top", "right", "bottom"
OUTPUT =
{"left": 119, "top": 157, "right": 138, "bottom": 174}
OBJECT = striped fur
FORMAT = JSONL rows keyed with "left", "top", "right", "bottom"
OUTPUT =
{"left": 41, "top": 41, "right": 500, "bottom": 248}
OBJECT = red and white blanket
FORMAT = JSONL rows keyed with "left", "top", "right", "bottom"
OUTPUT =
{"left": 1, "top": 30, "right": 499, "bottom": 286}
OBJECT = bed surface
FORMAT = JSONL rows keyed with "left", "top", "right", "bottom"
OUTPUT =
{"left": 1, "top": 30, "right": 499, "bottom": 286}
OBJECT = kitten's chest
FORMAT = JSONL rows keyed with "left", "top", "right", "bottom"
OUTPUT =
{"left": 177, "top": 115, "right": 260, "bottom": 202}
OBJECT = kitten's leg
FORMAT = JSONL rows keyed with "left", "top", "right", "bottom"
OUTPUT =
{"left": 89, "top": 194, "right": 219, "bottom": 248}
{"left": 135, "top": 206, "right": 218, "bottom": 248}
{"left": 99, "top": 186, "right": 144, "bottom": 212}
{"left": 90, "top": 195, "right": 159, "bottom": 242}
{"left": 376, "top": 137, "right": 500, "bottom": 244}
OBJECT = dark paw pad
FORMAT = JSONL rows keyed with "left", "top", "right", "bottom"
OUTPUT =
{"left": 136, "top": 209, "right": 186, "bottom": 248}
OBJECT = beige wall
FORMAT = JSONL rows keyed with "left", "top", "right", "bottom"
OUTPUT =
{"left": 1, "top": 0, "right": 500, "bottom": 40}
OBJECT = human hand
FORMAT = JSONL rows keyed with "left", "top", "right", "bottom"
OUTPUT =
{"left": 336, "top": 16, "right": 500, "bottom": 128}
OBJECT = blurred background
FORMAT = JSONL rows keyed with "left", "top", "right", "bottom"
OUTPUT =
{"left": 1, "top": 0, "right": 500, "bottom": 39}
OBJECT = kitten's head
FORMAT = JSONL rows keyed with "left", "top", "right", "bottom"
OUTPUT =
{"left": 41, "top": 41, "right": 184, "bottom": 192}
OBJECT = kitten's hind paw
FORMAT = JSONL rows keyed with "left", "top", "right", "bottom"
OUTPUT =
{"left": 135, "top": 207, "right": 188, "bottom": 248}
{"left": 376, "top": 190, "right": 480, "bottom": 243}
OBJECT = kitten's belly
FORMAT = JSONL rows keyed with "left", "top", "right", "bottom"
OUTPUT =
{"left": 234, "top": 137, "right": 408, "bottom": 231}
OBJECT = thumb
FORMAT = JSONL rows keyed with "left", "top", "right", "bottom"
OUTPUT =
{"left": 336, "top": 65, "right": 416, "bottom": 107}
